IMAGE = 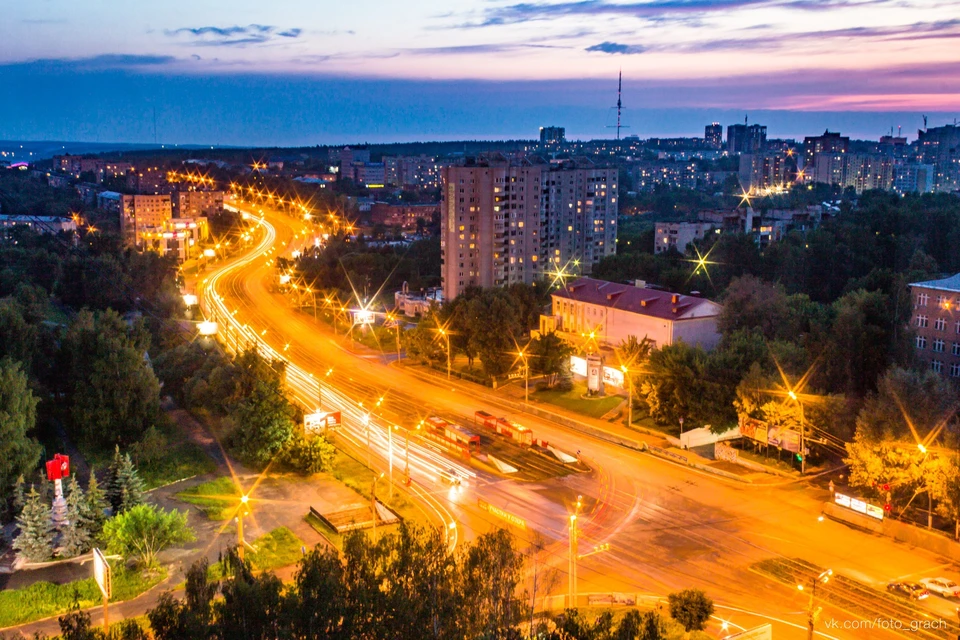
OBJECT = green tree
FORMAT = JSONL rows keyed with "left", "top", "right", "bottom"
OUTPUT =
{"left": 459, "top": 528, "right": 526, "bottom": 638}
{"left": 278, "top": 433, "right": 336, "bottom": 475}
{"left": 85, "top": 471, "right": 109, "bottom": 538}
{"left": 529, "top": 331, "right": 574, "bottom": 387}
{"left": 667, "top": 588, "right": 714, "bottom": 632}
{"left": 103, "top": 503, "right": 194, "bottom": 569}
{"left": 283, "top": 546, "right": 348, "bottom": 640}
{"left": 845, "top": 435, "right": 931, "bottom": 513}
{"left": 61, "top": 477, "right": 93, "bottom": 557}
{"left": 149, "top": 559, "right": 217, "bottom": 640}
{"left": 228, "top": 373, "right": 296, "bottom": 469}
{"left": 0, "top": 303, "right": 38, "bottom": 373}
{"left": 61, "top": 309, "right": 162, "bottom": 450}
{"left": 107, "top": 447, "right": 146, "bottom": 515}
{"left": 0, "top": 358, "right": 42, "bottom": 512}
{"left": 855, "top": 367, "right": 957, "bottom": 444}
{"left": 213, "top": 549, "right": 285, "bottom": 640}
{"left": 14, "top": 485, "right": 53, "bottom": 562}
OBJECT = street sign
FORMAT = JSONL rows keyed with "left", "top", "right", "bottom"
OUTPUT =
{"left": 93, "top": 548, "right": 112, "bottom": 599}
{"left": 45, "top": 454, "right": 70, "bottom": 481}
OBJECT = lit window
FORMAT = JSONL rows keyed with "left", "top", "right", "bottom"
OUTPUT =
{"left": 916, "top": 336, "right": 927, "bottom": 350}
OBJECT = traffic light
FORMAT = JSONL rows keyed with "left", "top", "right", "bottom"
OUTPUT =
{"left": 884, "top": 503, "right": 892, "bottom": 512}
{"left": 796, "top": 453, "right": 803, "bottom": 462}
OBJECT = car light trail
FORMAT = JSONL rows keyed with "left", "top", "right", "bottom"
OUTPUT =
{"left": 202, "top": 206, "right": 466, "bottom": 548}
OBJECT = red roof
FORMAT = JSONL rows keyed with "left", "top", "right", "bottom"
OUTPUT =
{"left": 552, "top": 277, "right": 720, "bottom": 320}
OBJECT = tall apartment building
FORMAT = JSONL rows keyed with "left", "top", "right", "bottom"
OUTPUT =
{"left": 739, "top": 152, "right": 791, "bottom": 190}
{"left": 843, "top": 154, "right": 894, "bottom": 192}
{"left": 909, "top": 274, "right": 960, "bottom": 378}
{"left": 174, "top": 190, "right": 224, "bottom": 218}
{"left": 121, "top": 194, "right": 172, "bottom": 247}
{"left": 539, "top": 126, "right": 566, "bottom": 145}
{"left": 802, "top": 131, "right": 849, "bottom": 185}
{"left": 726, "top": 123, "right": 766, "bottom": 154}
{"left": 540, "top": 160, "right": 617, "bottom": 271}
{"left": 893, "top": 162, "right": 935, "bottom": 194}
{"left": 440, "top": 157, "right": 617, "bottom": 301}
{"left": 704, "top": 123, "right": 723, "bottom": 150}
{"left": 440, "top": 159, "right": 543, "bottom": 301}
{"left": 917, "top": 124, "right": 960, "bottom": 192}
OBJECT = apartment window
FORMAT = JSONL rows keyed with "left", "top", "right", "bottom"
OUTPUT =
{"left": 937, "top": 295, "right": 945, "bottom": 306}
{"left": 932, "top": 360, "right": 943, "bottom": 374}
{"left": 954, "top": 343, "right": 960, "bottom": 356}
{"left": 916, "top": 336, "right": 927, "bottom": 350}
{"left": 936, "top": 318, "right": 947, "bottom": 331}
{"left": 917, "top": 293, "right": 929, "bottom": 306}
{"left": 952, "top": 363, "right": 960, "bottom": 378}
{"left": 934, "top": 338, "right": 945, "bottom": 352}
{"left": 916, "top": 315, "right": 928, "bottom": 328}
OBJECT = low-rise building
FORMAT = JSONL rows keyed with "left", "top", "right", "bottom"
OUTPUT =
{"left": 0, "top": 214, "right": 77, "bottom": 236}
{"left": 654, "top": 221, "right": 717, "bottom": 254}
{"left": 121, "top": 194, "right": 172, "bottom": 247}
{"left": 909, "top": 274, "right": 960, "bottom": 379}
{"left": 542, "top": 277, "right": 722, "bottom": 351}
{"left": 138, "top": 217, "right": 209, "bottom": 262}
{"left": 394, "top": 284, "right": 443, "bottom": 317}
{"left": 370, "top": 202, "right": 439, "bottom": 229}
{"left": 174, "top": 190, "right": 224, "bottom": 218}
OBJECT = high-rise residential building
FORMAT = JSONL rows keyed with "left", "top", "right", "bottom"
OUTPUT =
{"left": 843, "top": 154, "right": 894, "bottom": 193}
{"left": 541, "top": 159, "right": 617, "bottom": 272}
{"left": 917, "top": 124, "right": 960, "bottom": 192}
{"left": 726, "top": 123, "right": 767, "bottom": 154}
{"left": 440, "top": 156, "right": 617, "bottom": 301}
{"left": 440, "top": 157, "right": 543, "bottom": 301}
{"left": 739, "top": 152, "right": 791, "bottom": 190}
{"left": 383, "top": 155, "right": 440, "bottom": 189}
{"left": 704, "top": 123, "right": 723, "bottom": 150}
{"left": 336, "top": 146, "right": 370, "bottom": 167}
{"left": 802, "top": 130, "right": 849, "bottom": 183}
{"left": 121, "top": 194, "right": 172, "bottom": 247}
{"left": 539, "top": 126, "right": 566, "bottom": 145}
{"left": 893, "top": 162, "right": 935, "bottom": 194}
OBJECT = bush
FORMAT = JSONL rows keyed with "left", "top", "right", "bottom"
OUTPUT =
{"left": 278, "top": 433, "right": 336, "bottom": 475}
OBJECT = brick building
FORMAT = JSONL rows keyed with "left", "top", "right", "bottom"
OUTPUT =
{"left": 910, "top": 274, "right": 960, "bottom": 378}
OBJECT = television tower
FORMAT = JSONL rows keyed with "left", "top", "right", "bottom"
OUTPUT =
{"left": 608, "top": 70, "right": 630, "bottom": 140}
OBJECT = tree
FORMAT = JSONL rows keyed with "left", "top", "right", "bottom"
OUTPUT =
{"left": 149, "top": 559, "right": 217, "bottom": 640}
{"left": 85, "top": 471, "right": 109, "bottom": 538}
{"left": 102, "top": 503, "right": 194, "bottom": 569}
{"left": 61, "top": 477, "right": 93, "bottom": 557}
{"left": 0, "top": 358, "right": 42, "bottom": 513}
{"left": 107, "top": 447, "right": 146, "bottom": 515}
{"left": 283, "top": 546, "right": 348, "bottom": 640}
{"left": 667, "top": 588, "right": 714, "bottom": 632}
{"left": 459, "top": 528, "right": 527, "bottom": 638}
{"left": 717, "top": 275, "right": 794, "bottom": 340}
{"left": 61, "top": 310, "right": 162, "bottom": 450}
{"left": 278, "top": 433, "right": 336, "bottom": 475}
{"left": 14, "top": 485, "right": 53, "bottom": 562}
{"left": 228, "top": 373, "right": 296, "bottom": 469}
{"left": 854, "top": 367, "right": 958, "bottom": 444}
{"left": 213, "top": 549, "right": 285, "bottom": 640}
{"left": 529, "top": 332, "right": 574, "bottom": 387}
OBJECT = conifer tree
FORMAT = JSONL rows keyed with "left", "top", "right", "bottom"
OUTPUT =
{"left": 12, "top": 474, "right": 26, "bottom": 516}
{"left": 86, "top": 470, "right": 109, "bottom": 537}
{"left": 107, "top": 447, "right": 145, "bottom": 514}
{"left": 61, "top": 477, "right": 92, "bottom": 557}
{"left": 14, "top": 486, "right": 53, "bottom": 562}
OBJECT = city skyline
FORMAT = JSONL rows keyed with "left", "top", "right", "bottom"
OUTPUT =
{"left": 2, "top": 0, "right": 960, "bottom": 144}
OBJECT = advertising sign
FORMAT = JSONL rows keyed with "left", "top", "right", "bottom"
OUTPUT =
{"left": 93, "top": 548, "right": 112, "bottom": 599}
{"left": 305, "top": 411, "right": 342, "bottom": 434}
{"left": 45, "top": 454, "right": 70, "bottom": 481}
{"left": 834, "top": 492, "right": 883, "bottom": 520}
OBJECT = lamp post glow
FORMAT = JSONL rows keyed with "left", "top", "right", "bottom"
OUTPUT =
{"left": 789, "top": 389, "right": 806, "bottom": 475}
{"left": 799, "top": 568, "right": 832, "bottom": 640}
{"left": 372, "top": 472, "right": 384, "bottom": 540}
{"left": 438, "top": 328, "right": 451, "bottom": 379}
{"left": 518, "top": 349, "right": 529, "bottom": 403}
{"left": 237, "top": 494, "right": 250, "bottom": 562}
{"left": 621, "top": 365, "right": 632, "bottom": 426}
{"left": 568, "top": 495, "right": 582, "bottom": 608}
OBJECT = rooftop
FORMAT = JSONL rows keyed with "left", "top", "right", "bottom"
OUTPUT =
{"left": 552, "top": 277, "right": 720, "bottom": 321}
{"left": 911, "top": 273, "right": 960, "bottom": 293}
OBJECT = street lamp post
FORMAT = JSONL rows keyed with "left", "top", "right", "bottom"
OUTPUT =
{"left": 918, "top": 444, "right": 933, "bottom": 529}
{"left": 798, "top": 569, "right": 832, "bottom": 640}
{"left": 388, "top": 425, "right": 395, "bottom": 498}
{"left": 440, "top": 328, "right": 451, "bottom": 380}
{"left": 518, "top": 350, "right": 529, "bottom": 403}
{"left": 237, "top": 494, "right": 250, "bottom": 562}
{"left": 789, "top": 390, "right": 806, "bottom": 475}
{"left": 621, "top": 365, "right": 632, "bottom": 426}
{"left": 318, "top": 368, "right": 333, "bottom": 410}
{"left": 363, "top": 412, "right": 372, "bottom": 468}
{"left": 568, "top": 495, "right": 582, "bottom": 609}
{"left": 372, "top": 472, "right": 384, "bottom": 540}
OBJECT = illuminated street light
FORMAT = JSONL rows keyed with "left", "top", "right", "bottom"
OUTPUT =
{"left": 569, "top": 495, "right": 583, "bottom": 608}
{"left": 799, "top": 569, "right": 832, "bottom": 640}
{"left": 372, "top": 472, "right": 385, "bottom": 540}
{"left": 197, "top": 320, "right": 218, "bottom": 337}
{"left": 518, "top": 349, "right": 529, "bottom": 403}
{"left": 237, "top": 494, "right": 250, "bottom": 562}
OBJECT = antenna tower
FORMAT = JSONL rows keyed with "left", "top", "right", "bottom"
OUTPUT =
{"left": 607, "top": 70, "right": 630, "bottom": 140}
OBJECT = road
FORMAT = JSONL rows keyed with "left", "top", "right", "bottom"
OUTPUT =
{"left": 195, "top": 199, "right": 960, "bottom": 640}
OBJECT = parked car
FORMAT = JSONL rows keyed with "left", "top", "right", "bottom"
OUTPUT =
{"left": 886, "top": 582, "right": 929, "bottom": 600}
{"left": 919, "top": 577, "right": 960, "bottom": 598}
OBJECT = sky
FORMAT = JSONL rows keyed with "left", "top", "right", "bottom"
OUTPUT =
{"left": 2, "top": 0, "right": 959, "bottom": 145}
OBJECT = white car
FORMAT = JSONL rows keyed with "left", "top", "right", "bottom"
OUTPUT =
{"left": 919, "top": 577, "right": 960, "bottom": 598}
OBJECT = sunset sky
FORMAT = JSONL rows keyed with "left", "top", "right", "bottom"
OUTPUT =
{"left": 2, "top": 0, "right": 959, "bottom": 144}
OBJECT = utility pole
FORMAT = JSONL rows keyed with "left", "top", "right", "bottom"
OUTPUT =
{"left": 568, "top": 495, "right": 582, "bottom": 609}
{"left": 388, "top": 425, "right": 394, "bottom": 498}
{"left": 237, "top": 494, "right": 249, "bottom": 562}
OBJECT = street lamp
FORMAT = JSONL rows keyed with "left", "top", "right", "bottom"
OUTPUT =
{"left": 318, "top": 367, "right": 333, "bottom": 409}
{"left": 798, "top": 568, "right": 832, "bottom": 640}
{"left": 438, "top": 327, "right": 451, "bottom": 380}
{"left": 388, "top": 425, "right": 396, "bottom": 498}
{"left": 372, "top": 472, "right": 385, "bottom": 540}
{"left": 568, "top": 495, "right": 582, "bottom": 609}
{"left": 788, "top": 389, "right": 806, "bottom": 475}
{"left": 237, "top": 494, "right": 250, "bottom": 562}
{"left": 621, "top": 365, "right": 632, "bottom": 426}
{"left": 406, "top": 421, "right": 421, "bottom": 486}
{"left": 918, "top": 443, "right": 933, "bottom": 529}
{"left": 518, "top": 349, "right": 529, "bottom": 403}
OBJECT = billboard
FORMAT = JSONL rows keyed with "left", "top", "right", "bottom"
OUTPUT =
{"left": 835, "top": 492, "right": 884, "bottom": 520}
{"left": 45, "top": 454, "right": 70, "bottom": 481}
{"left": 93, "top": 548, "right": 112, "bottom": 599}
{"left": 305, "top": 411, "right": 342, "bottom": 434}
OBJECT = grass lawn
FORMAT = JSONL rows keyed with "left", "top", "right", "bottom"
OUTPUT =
{"left": 208, "top": 526, "right": 305, "bottom": 579}
{"left": 305, "top": 512, "right": 343, "bottom": 548}
{"left": 530, "top": 382, "right": 624, "bottom": 419}
{"left": 0, "top": 563, "right": 165, "bottom": 628}
{"left": 175, "top": 476, "right": 240, "bottom": 520}
{"left": 138, "top": 440, "right": 217, "bottom": 490}
{"left": 737, "top": 446, "right": 800, "bottom": 475}
{"left": 331, "top": 452, "right": 424, "bottom": 525}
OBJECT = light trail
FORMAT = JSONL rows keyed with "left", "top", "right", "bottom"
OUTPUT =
{"left": 200, "top": 205, "right": 465, "bottom": 549}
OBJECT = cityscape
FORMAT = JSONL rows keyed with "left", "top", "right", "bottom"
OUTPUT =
{"left": 2, "top": 2, "right": 960, "bottom": 640}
